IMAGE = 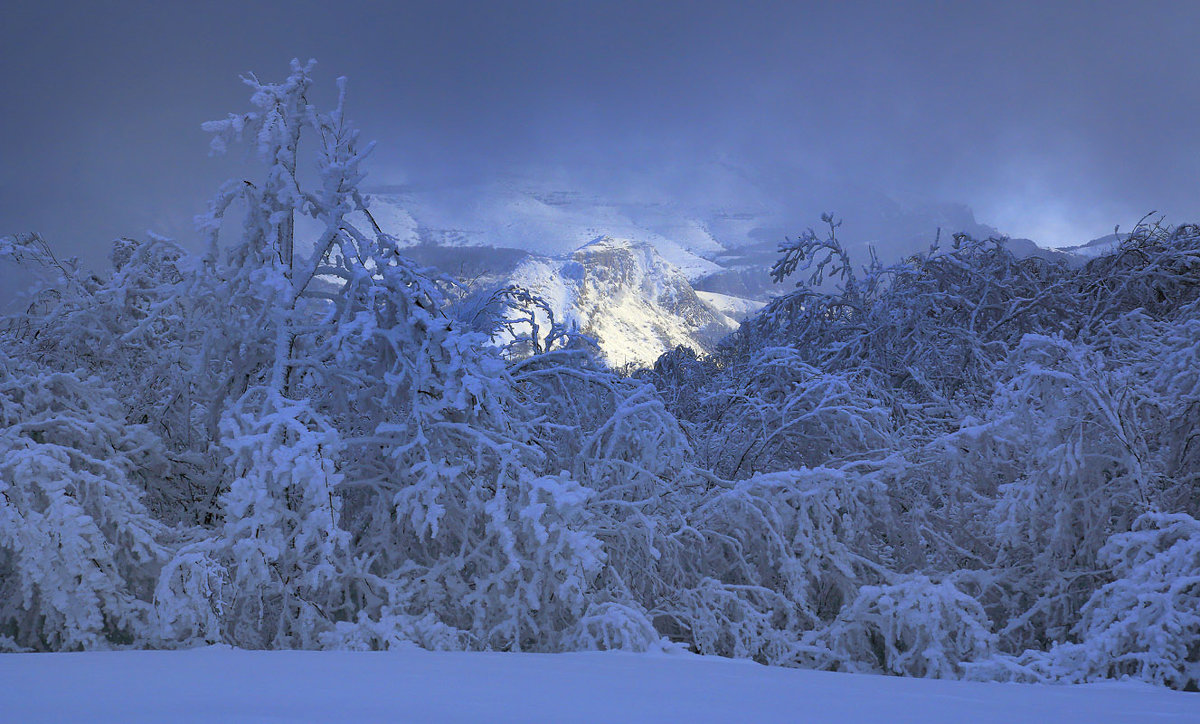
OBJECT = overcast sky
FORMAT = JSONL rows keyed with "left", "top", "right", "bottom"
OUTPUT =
{"left": 3, "top": 0, "right": 1199, "bottom": 266}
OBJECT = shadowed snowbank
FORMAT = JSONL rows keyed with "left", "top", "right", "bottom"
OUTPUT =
{"left": 1, "top": 648, "right": 1196, "bottom": 723}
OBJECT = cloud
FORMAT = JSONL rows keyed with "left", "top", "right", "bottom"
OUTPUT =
{"left": 3, "top": 1, "right": 1199, "bottom": 264}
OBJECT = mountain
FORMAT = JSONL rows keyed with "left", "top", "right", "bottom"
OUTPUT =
{"left": 997, "top": 237, "right": 1083, "bottom": 266}
{"left": 1058, "top": 233, "right": 1122, "bottom": 259}
{"left": 367, "top": 178, "right": 1084, "bottom": 366}
{"left": 526, "top": 236, "right": 745, "bottom": 368}
{"left": 405, "top": 237, "right": 749, "bottom": 369}
{"left": 364, "top": 179, "right": 1020, "bottom": 300}
{"left": 365, "top": 181, "right": 726, "bottom": 281}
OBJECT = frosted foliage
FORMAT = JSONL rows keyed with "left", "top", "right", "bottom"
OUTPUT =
{"left": 216, "top": 388, "right": 349, "bottom": 648}
{"left": 0, "top": 367, "right": 164, "bottom": 650}
{"left": 513, "top": 352, "right": 690, "bottom": 484}
{"left": 1151, "top": 304, "right": 1200, "bottom": 515}
{"left": 153, "top": 547, "right": 226, "bottom": 646}
{"left": 318, "top": 609, "right": 465, "bottom": 652}
{"left": 690, "top": 468, "right": 885, "bottom": 631}
{"left": 0, "top": 234, "right": 216, "bottom": 522}
{"left": 4, "top": 62, "right": 1199, "bottom": 691}
{"left": 985, "top": 335, "right": 1155, "bottom": 647}
{"left": 448, "top": 471, "right": 605, "bottom": 651}
{"left": 1070, "top": 514, "right": 1200, "bottom": 689}
{"left": 574, "top": 383, "right": 692, "bottom": 494}
{"left": 321, "top": 258, "right": 604, "bottom": 651}
{"left": 819, "top": 576, "right": 997, "bottom": 678}
{"left": 687, "top": 348, "right": 892, "bottom": 478}
{"left": 382, "top": 420, "right": 608, "bottom": 650}
{"left": 561, "top": 602, "right": 666, "bottom": 652}
{"left": 608, "top": 465, "right": 895, "bottom": 666}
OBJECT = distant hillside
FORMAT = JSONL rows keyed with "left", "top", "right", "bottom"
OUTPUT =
{"left": 365, "top": 181, "right": 1104, "bottom": 365}
{"left": 1058, "top": 233, "right": 1123, "bottom": 258}
{"left": 411, "top": 237, "right": 750, "bottom": 368}
{"left": 364, "top": 179, "right": 1017, "bottom": 302}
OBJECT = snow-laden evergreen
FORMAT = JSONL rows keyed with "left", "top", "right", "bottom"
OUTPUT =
{"left": 1, "top": 61, "right": 1197, "bottom": 690}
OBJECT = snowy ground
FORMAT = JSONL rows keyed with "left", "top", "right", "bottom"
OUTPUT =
{"left": 2, "top": 648, "right": 1196, "bottom": 723}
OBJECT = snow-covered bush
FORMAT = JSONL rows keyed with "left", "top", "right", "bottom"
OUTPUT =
{"left": 508, "top": 350, "right": 695, "bottom": 614}
{"left": 1081, "top": 219, "right": 1200, "bottom": 324}
{"left": 394, "top": 464, "right": 607, "bottom": 652}
{"left": 0, "top": 364, "right": 166, "bottom": 650}
{"left": 318, "top": 609, "right": 465, "bottom": 652}
{"left": 560, "top": 601, "right": 667, "bottom": 652}
{"left": 732, "top": 216, "right": 1075, "bottom": 422}
{"left": 5, "top": 59, "right": 1199, "bottom": 691}
{"left": 816, "top": 575, "right": 997, "bottom": 678}
{"left": 983, "top": 334, "right": 1156, "bottom": 650}
{"left": 1148, "top": 302, "right": 1200, "bottom": 517}
{"left": 152, "top": 545, "right": 227, "bottom": 647}
{"left": 0, "top": 233, "right": 217, "bottom": 524}
{"left": 1070, "top": 513, "right": 1200, "bottom": 689}
{"left": 212, "top": 388, "right": 352, "bottom": 648}
{"left": 687, "top": 348, "right": 892, "bottom": 478}
{"left": 648, "top": 465, "right": 894, "bottom": 664}
{"left": 317, "top": 253, "right": 610, "bottom": 650}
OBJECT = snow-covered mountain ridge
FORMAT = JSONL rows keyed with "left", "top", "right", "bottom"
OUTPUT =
{"left": 363, "top": 178, "right": 1010, "bottom": 287}
{"left": 404, "top": 236, "right": 752, "bottom": 368}
{"left": 369, "top": 180, "right": 1114, "bottom": 367}
{"left": 513, "top": 236, "right": 745, "bottom": 368}
{"left": 364, "top": 181, "right": 728, "bottom": 281}
{"left": 1058, "top": 233, "right": 1123, "bottom": 258}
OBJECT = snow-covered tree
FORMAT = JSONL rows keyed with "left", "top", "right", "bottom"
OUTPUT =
{"left": 212, "top": 388, "right": 352, "bottom": 648}
{"left": 0, "top": 362, "right": 166, "bottom": 650}
{"left": 816, "top": 575, "right": 997, "bottom": 678}
{"left": 4, "top": 59, "right": 1199, "bottom": 691}
{"left": 1069, "top": 512, "right": 1200, "bottom": 689}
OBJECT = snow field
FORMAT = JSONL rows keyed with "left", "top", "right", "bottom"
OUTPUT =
{"left": 3, "top": 648, "right": 1197, "bottom": 723}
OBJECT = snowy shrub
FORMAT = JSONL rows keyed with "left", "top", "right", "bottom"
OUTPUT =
{"left": 357, "top": 428, "right": 609, "bottom": 651}
{"left": 639, "top": 345, "right": 715, "bottom": 422}
{"left": 571, "top": 382, "right": 692, "bottom": 501}
{"left": 0, "top": 365, "right": 166, "bottom": 650}
{"left": 818, "top": 575, "right": 997, "bottom": 678}
{"left": 514, "top": 350, "right": 691, "bottom": 483}
{"left": 688, "top": 348, "right": 892, "bottom": 478}
{"left": 1148, "top": 303, "right": 1200, "bottom": 517}
{"left": 1070, "top": 513, "right": 1200, "bottom": 690}
{"left": 436, "top": 470, "right": 605, "bottom": 651}
{"left": 0, "top": 233, "right": 218, "bottom": 524}
{"left": 213, "top": 388, "right": 352, "bottom": 648}
{"left": 153, "top": 545, "right": 227, "bottom": 646}
{"left": 663, "top": 576, "right": 799, "bottom": 663}
{"left": 986, "top": 334, "right": 1156, "bottom": 649}
{"left": 652, "top": 465, "right": 894, "bottom": 664}
{"left": 318, "top": 609, "right": 465, "bottom": 652}
{"left": 509, "top": 351, "right": 700, "bottom": 621}
{"left": 734, "top": 216, "right": 1075, "bottom": 419}
{"left": 1081, "top": 219, "right": 1200, "bottom": 324}
{"left": 560, "top": 601, "right": 667, "bottom": 653}
{"left": 319, "top": 255, "right": 615, "bottom": 651}
{"left": 694, "top": 467, "right": 887, "bottom": 624}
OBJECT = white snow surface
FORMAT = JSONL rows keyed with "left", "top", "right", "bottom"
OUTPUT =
{"left": 695, "top": 289, "right": 768, "bottom": 320}
{"left": 2, "top": 648, "right": 1195, "bottom": 723}
{"left": 1059, "top": 233, "right": 1123, "bottom": 258}
{"left": 505, "top": 236, "right": 740, "bottom": 367}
